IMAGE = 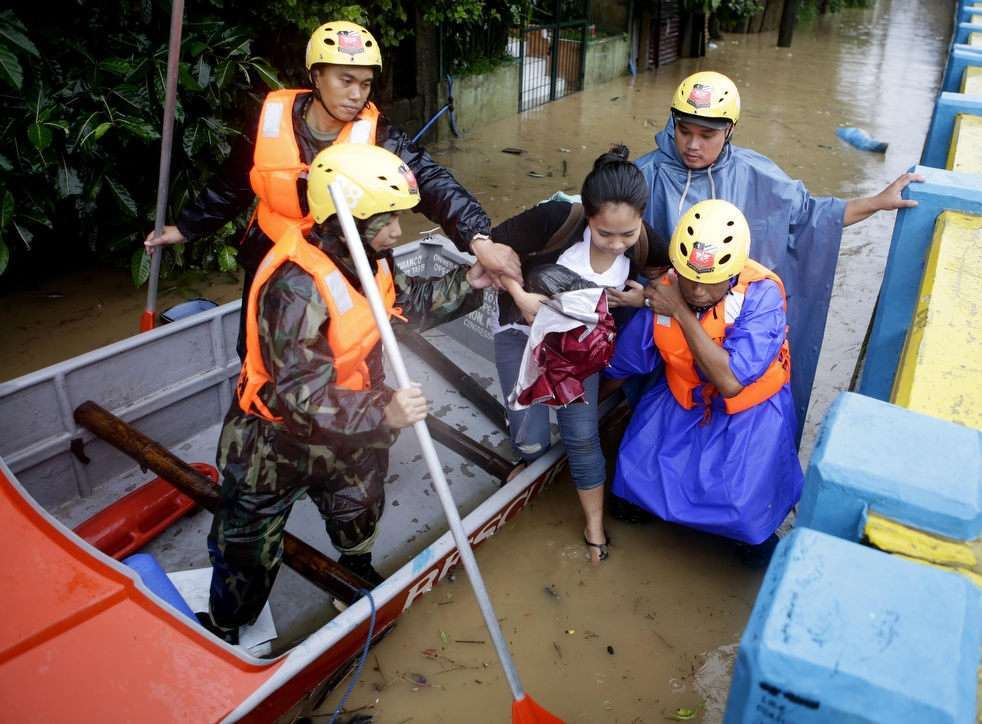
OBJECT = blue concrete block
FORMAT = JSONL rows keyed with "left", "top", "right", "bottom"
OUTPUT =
{"left": 724, "top": 528, "right": 982, "bottom": 724}
{"left": 858, "top": 165, "right": 982, "bottom": 400}
{"left": 798, "top": 392, "right": 982, "bottom": 541}
{"left": 943, "top": 47, "right": 982, "bottom": 93}
{"left": 922, "top": 92, "right": 982, "bottom": 167}
{"left": 955, "top": 22, "right": 982, "bottom": 45}
{"left": 960, "top": 4, "right": 982, "bottom": 23}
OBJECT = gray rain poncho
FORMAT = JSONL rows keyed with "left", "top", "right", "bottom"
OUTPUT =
{"left": 635, "top": 118, "right": 847, "bottom": 437}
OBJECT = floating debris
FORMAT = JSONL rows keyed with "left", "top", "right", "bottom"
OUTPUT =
{"left": 544, "top": 584, "right": 560, "bottom": 600}
{"left": 527, "top": 171, "right": 547, "bottom": 178}
{"left": 455, "top": 639, "right": 485, "bottom": 645}
{"left": 440, "top": 630, "right": 449, "bottom": 645}
{"left": 607, "top": 645, "right": 615, "bottom": 655}
{"left": 501, "top": 147, "right": 525, "bottom": 155}
{"left": 665, "top": 707, "right": 700, "bottom": 721}
{"left": 565, "top": 629, "right": 576, "bottom": 635}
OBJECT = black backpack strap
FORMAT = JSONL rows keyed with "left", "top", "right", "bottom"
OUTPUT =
{"left": 531, "top": 202, "right": 649, "bottom": 268}
{"left": 632, "top": 223, "right": 649, "bottom": 267}
{"left": 531, "top": 202, "right": 586, "bottom": 257}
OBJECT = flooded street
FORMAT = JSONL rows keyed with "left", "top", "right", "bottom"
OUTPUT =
{"left": 318, "top": 0, "right": 952, "bottom": 721}
{"left": 0, "top": 0, "right": 954, "bottom": 721}
{"left": 318, "top": 479, "right": 761, "bottom": 724}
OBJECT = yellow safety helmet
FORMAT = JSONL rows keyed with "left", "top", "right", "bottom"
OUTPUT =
{"left": 670, "top": 71, "right": 740, "bottom": 129}
{"left": 307, "top": 144, "right": 420, "bottom": 223}
{"left": 669, "top": 200, "right": 750, "bottom": 284}
{"left": 306, "top": 21, "right": 383, "bottom": 71}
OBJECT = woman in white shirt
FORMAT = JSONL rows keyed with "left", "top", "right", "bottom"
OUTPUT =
{"left": 490, "top": 146, "right": 668, "bottom": 562}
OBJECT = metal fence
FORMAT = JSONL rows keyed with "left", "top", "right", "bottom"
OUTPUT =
{"left": 514, "top": 21, "right": 588, "bottom": 112}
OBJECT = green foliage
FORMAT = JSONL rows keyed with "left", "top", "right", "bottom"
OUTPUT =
{"left": 0, "top": 4, "right": 282, "bottom": 282}
{"left": 439, "top": 0, "right": 526, "bottom": 77}
{"left": 722, "top": 0, "right": 763, "bottom": 19}
{"left": 0, "top": 1, "right": 523, "bottom": 282}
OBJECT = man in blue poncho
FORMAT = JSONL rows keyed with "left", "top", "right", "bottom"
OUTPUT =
{"left": 608, "top": 200, "right": 801, "bottom": 555}
{"left": 636, "top": 71, "right": 921, "bottom": 437}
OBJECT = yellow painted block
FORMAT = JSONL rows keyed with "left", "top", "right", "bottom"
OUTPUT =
{"left": 946, "top": 113, "right": 982, "bottom": 174}
{"left": 892, "top": 211, "right": 982, "bottom": 429}
{"left": 970, "top": 32, "right": 982, "bottom": 48}
{"left": 964, "top": 66, "right": 982, "bottom": 97}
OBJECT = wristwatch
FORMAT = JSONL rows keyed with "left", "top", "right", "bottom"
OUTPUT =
{"left": 469, "top": 233, "right": 491, "bottom": 252}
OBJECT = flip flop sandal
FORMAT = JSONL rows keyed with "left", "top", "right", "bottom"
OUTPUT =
{"left": 584, "top": 529, "right": 610, "bottom": 561}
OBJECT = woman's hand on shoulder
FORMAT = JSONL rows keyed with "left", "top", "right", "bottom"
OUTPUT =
{"left": 643, "top": 270, "right": 685, "bottom": 317}
{"left": 606, "top": 280, "right": 645, "bottom": 309}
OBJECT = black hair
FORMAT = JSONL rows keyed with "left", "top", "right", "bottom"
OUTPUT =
{"left": 580, "top": 144, "right": 648, "bottom": 218}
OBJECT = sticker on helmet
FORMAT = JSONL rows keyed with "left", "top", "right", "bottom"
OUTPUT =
{"left": 335, "top": 175, "right": 365, "bottom": 211}
{"left": 687, "top": 242, "right": 717, "bottom": 274}
{"left": 398, "top": 164, "right": 420, "bottom": 195}
{"left": 686, "top": 83, "right": 712, "bottom": 110}
{"left": 337, "top": 30, "right": 365, "bottom": 56}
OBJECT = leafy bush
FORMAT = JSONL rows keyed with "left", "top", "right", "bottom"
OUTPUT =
{"left": 0, "top": 1, "right": 525, "bottom": 285}
{"left": 0, "top": 4, "right": 281, "bottom": 284}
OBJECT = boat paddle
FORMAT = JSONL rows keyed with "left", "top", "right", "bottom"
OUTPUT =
{"left": 140, "top": 0, "right": 184, "bottom": 332}
{"left": 328, "top": 181, "right": 563, "bottom": 724}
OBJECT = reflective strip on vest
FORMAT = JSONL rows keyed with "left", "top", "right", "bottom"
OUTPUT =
{"left": 653, "top": 260, "right": 791, "bottom": 415}
{"left": 237, "top": 226, "right": 397, "bottom": 422}
{"left": 250, "top": 91, "right": 381, "bottom": 241}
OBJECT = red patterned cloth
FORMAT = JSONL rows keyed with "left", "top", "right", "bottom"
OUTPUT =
{"left": 510, "top": 289, "right": 616, "bottom": 409}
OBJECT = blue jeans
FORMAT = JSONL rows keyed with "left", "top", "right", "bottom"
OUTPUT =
{"left": 494, "top": 329, "right": 606, "bottom": 491}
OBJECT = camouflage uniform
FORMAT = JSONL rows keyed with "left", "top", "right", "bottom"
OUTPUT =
{"left": 208, "top": 227, "right": 481, "bottom": 629}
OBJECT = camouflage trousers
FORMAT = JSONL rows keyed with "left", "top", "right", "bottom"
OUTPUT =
{"left": 207, "top": 436, "right": 388, "bottom": 630}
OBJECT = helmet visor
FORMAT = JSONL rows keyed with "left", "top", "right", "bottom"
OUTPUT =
{"left": 672, "top": 109, "right": 733, "bottom": 132}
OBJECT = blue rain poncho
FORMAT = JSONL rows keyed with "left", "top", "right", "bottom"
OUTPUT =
{"left": 608, "top": 279, "right": 804, "bottom": 544}
{"left": 635, "top": 119, "right": 847, "bottom": 436}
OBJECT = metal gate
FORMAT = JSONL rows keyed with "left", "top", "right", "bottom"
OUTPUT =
{"left": 649, "top": 0, "right": 681, "bottom": 68}
{"left": 514, "top": 0, "right": 590, "bottom": 112}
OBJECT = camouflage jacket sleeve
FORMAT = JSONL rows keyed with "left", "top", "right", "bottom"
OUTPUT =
{"left": 392, "top": 260, "right": 483, "bottom": 333}
{"left": 258, "top": 262, "right": 397, "bottom": 448}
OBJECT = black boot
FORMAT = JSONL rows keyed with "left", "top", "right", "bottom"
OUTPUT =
{"left": 195, "top": 611, "right": 239, "bottom": 645}
{"left": 338, "top": 553, "right": 385, "bottom": 588}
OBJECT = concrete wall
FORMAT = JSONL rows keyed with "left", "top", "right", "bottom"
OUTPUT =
{"left": 584, "top": 34, "right": 630, "bottom": 89}
{"left": 436, "top": 60, "right": 519, "bottom": 139}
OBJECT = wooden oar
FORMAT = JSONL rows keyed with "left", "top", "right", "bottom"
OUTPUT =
{"left": 73, "top": 400, "right": 370, "bottom": 604}
{"left": 141, "top": 0, "right": 184, "bottom": 332}
{"left": 328, "top": 182, "right": 563, "bottom": 724}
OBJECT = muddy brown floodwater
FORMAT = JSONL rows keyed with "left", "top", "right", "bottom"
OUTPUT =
{"left": 318, "top": 1, "right": 951, "bottom": 721}
{"left": 0, "top": 0, "right": 952, "bottom": 721}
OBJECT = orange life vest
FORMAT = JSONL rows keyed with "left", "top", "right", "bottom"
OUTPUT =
{"left": 248, "top": 89, "right": 381, "bottom": 242}
{"left": 237, "top": 225, "right": 397, "bottom": 422}
{"left": 652, "top": 260, "right": 791, "bottom": 415}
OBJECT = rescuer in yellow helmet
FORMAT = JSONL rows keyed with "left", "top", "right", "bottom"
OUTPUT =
{"left": 631, "top": 69, "right": 923, "bottom": 448}
{"left": 146, "top": 20, "right": 520, "bottom": 357}
{"left": 202, "top": 144, "right": 492, "bottom": 644}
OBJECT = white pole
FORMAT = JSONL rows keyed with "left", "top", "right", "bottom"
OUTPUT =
{"left": 327, "top": 181, "right": 527, "bottom": 702}
{"left": 143, "top": 0, "right": 184, "bottom": 330}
